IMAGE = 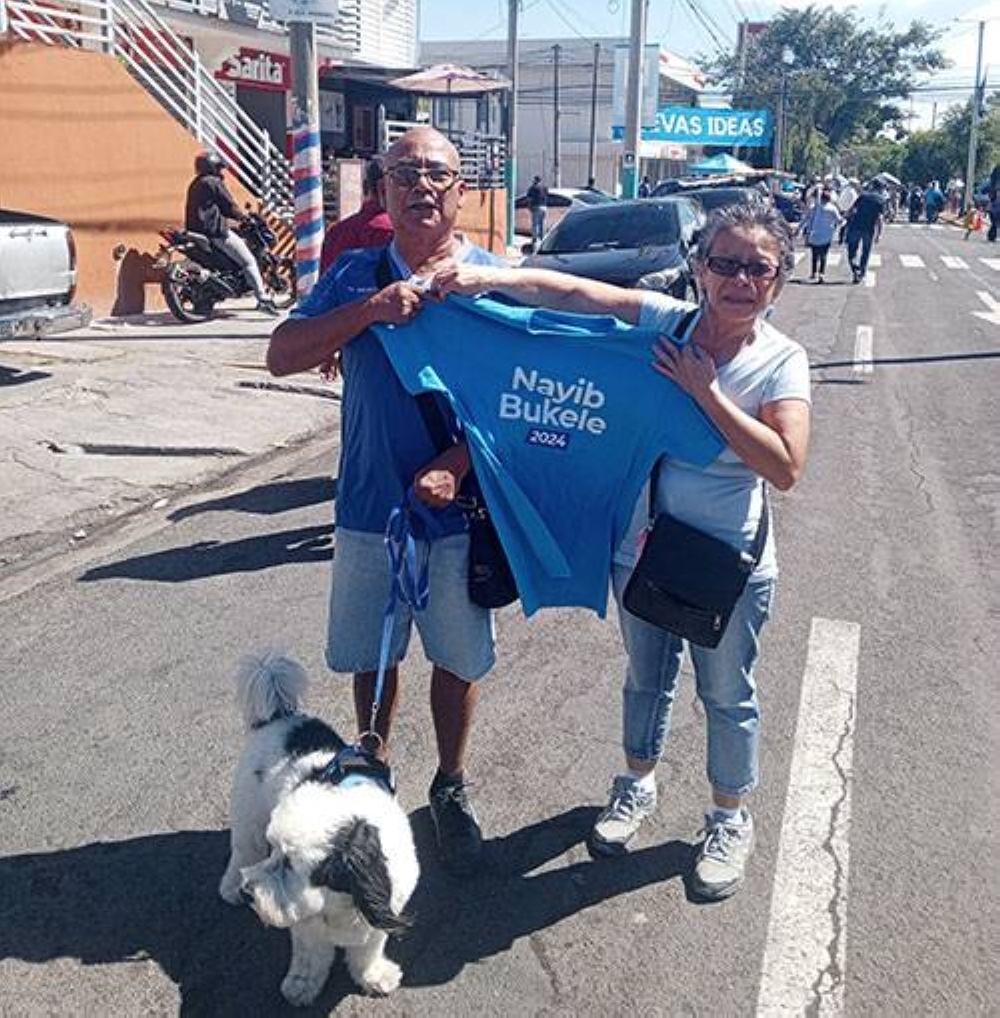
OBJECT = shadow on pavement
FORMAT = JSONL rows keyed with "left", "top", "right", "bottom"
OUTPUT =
{"left": 169, "top": 476, "right": 337, "bottom": 522}
{"left": 0, "top": 365, "right": 52, "bottom": 387}
{"left": 79, "top": 524, "right": 335, "bottom": 583}
{"left": 399, "top": 805, "right": 695, "bottom": 987}
{"left": 0, "top": 809, "right": 692, "bottom": 1012}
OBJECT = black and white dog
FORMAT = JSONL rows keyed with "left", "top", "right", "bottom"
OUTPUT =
{"left": 219, "top": 653, "right": 419, "bottom": 1005}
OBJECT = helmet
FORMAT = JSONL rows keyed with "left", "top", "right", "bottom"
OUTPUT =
{"left": 195, "top": 152, "right": 225, "bottom": 176}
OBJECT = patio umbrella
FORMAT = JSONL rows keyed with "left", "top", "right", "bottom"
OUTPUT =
{"left": 689, "top": 153, "right": 756, "bottom": 175}
{"left": 389, "top": 63, "right": 510, "bottom": 135}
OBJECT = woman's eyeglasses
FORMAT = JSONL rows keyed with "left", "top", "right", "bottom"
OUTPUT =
{"left": 704, "top": 255, "right": 780, "bottom": 281}
{"left": 386, "top": 164, "right": 459, "bottom": 190}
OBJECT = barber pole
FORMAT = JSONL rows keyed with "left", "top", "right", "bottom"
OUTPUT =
{"left": 292, "top": 116, "right": 324, "bottom": 295}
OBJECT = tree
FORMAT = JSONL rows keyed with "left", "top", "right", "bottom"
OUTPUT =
{"left": 705, "top": 6, "right": 947, "bottom": 177}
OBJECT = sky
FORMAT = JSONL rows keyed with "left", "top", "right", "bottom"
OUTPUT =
{"left": 418, "top": 0, "right": 1000, "bottom": 129}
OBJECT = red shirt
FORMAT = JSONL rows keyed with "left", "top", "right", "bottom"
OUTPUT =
{"left": 319, "top": 199, "right": 394, "bottom": 274}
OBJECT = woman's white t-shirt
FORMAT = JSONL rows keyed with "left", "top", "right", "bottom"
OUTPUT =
{"left": 615, "top": 294, "right": 812, "bottom": 582}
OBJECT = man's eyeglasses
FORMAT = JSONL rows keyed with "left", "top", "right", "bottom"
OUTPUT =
{"left": 386, "top": 164, "right": 460, "bottom": 190}
{"left": 704, "top": 255, "right": 780, "bottom": 281}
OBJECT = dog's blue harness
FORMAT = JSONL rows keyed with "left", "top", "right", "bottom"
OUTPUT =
{"left": 317, "top": 744, "right": 395, "bottom": 795}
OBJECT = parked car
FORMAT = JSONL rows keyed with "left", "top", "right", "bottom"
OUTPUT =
{"left": 522, "top": 197, "right": 704, "bottom": 299}
{"left": 652, "top": 180, "right": 771, "bottom": 215}
{"left": 0, "top": 209, "right": 91, "bottom": 340}
{"left": 513, "top": 186, "right": 615, "bottom": 237}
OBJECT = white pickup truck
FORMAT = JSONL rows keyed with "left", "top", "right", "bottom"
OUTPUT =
{"left": 0, "top": 209, "right": 92, "bottom": 340}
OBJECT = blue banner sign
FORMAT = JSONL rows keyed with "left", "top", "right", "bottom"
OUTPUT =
{"left": 613, "top": 107, "right": 773, "bottom": 147}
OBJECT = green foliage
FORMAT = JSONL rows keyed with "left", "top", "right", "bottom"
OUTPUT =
{"left": 838, "top": 136, "right": 904, "bottom": 181}
{"left": 897, "top": 96, "right": 1000, "bottom": 187}
{"left": 706, "top": 5, "right": 946, "bottom": 177}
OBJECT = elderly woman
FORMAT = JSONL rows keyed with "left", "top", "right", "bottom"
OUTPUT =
{"left": 432, "top": 204, "right": 811, "bottom": 899}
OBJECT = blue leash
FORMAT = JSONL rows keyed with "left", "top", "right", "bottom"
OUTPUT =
{"left": 365, "top": 488, "right": 445, "bottom": 742}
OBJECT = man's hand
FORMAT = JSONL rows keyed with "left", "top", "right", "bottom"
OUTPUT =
{"left": 366, "top": 281, "right": 427, "bottom": 325}
{"left": 413, "top": 443, "right": 472, "bottom": 508}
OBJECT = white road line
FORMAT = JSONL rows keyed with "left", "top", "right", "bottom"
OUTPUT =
{"left": 929, "top": 223, "right": 944, "bottom": 230}
{"left": 826, "top": 252, "right": 842, "bottom": 267}
{"left": 853, "top": 325, "right": 874, "bottom": 373}
{"left": 756, "top": 617, "right": 861, "bottom": 1018}
{"left": 899, "top": 254, "right": 925, "bottom": 268}
{"left": 795, "top": 251, "right": 806, "bottom": 265}
{"left": 941, "top": 255, "right": 968, "bottom": 269}
{"left": 863, "top": 271, "right": 876, "bottom": 288}
{"left": 868, "top": 254, "right": 881, "bottom": 267}
{"left": 981, "top": 258, "right": 1000, "bottom": 272}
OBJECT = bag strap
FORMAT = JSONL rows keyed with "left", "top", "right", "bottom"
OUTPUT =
{"left": 644, "top": 308, "right": 769, "bottom": 569}
{"left": 378, "top": 244, "right": 461, "bottom": 458}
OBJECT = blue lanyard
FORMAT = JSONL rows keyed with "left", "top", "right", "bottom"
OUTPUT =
{"left": 366, "top": 489, "right": 445, "bottom": 738}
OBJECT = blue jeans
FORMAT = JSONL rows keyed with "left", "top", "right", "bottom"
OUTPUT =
{"left": 530, "top": 206, "right": 547, "bottom": 243}
{"left": 612, "top": 564, "right": 775, "bottom": 797}
{"left": 845, "top": 228, "right": 875, "bottom": 276}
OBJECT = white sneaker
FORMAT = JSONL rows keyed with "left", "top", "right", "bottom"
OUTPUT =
{"left": 690, "top": 810, "right": 755, "bottom": 900}
{"left": 588, "top": 775, "right": 657, "bottom": 857}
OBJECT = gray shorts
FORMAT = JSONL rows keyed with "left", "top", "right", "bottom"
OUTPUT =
{"left": 325, "top": 528, "right": 496, "bottom": 681}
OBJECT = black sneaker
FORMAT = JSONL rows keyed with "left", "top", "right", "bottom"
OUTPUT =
{"left": 428, "top": 773, "right": 483, "bottom": 876}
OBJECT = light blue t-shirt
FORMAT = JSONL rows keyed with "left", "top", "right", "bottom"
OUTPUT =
{"left": 616, "top": 293, "right": 812, "bottom": 581}
{"left": 374, "top": 295, "right": 725, "bottom": 615}
{"left": 290, "top": 241, "right": 502, "bottom": 534}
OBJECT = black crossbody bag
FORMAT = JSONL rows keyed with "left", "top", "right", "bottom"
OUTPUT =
{"left": 621, "top": 311, "right": 767, "bottom": 648}
{"left": 374, "top": 249, "right": 518, "bottom": 610}
{"left": 622, "top": 463, "right": 768, "bottom": 648}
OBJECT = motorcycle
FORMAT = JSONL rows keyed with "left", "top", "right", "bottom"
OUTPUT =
{"left": 157, "top": 211, "right": 295, "bottom": 322}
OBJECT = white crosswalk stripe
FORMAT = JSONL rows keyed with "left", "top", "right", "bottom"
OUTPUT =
{"left": 863, "top": 272, "right": 876, "bottom": 288}
{"left": 900, "top": 254, "right": 925, "bottom": 268}
{"left": 826, "top": 252, "right": 842, "bottom": 267}
{"left": 756, "top": 618, "right": 861, "bottom": 1017}
{"left": 868, "top": 254, "right": 882, "bottom": 267}
{"left": 794, "top": 251, "right": 806, "bottom": 265}
{"left": 981, "top": 258, "right": 1000, "bottom": 272}
{"left": 941, "top": 256, "right": 968, "bottom": 269}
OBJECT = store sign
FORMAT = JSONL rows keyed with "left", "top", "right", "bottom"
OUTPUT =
{"left": 216, "top": 48, "right": 290, "bottom": 92}
{"left": 268, "top": 0, "right": 340, "bottom": 24}
{"left": 613, "top": 107, "right": 773, "bottom": 147}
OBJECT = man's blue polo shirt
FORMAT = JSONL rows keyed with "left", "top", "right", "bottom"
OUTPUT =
{"left": 374, "top": 296, "right": 725, "bottom": 615}
{"left": 291, "top": 242, "right": 501, "bottom": 535}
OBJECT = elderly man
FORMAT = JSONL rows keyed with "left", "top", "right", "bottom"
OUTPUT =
{"left": 266, "top": 127, "right": 501, "bottom": 876}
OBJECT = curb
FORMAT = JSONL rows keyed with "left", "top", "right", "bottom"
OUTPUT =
{"left": 0, "top": 428, "right": 336, "bottom": 607}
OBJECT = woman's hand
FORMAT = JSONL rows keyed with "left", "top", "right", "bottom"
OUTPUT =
{"left": 429, "top": 264, "right": 505, "bottom": 298}
{"left": 652, "top": 338, "right": 718, "bottom": 401}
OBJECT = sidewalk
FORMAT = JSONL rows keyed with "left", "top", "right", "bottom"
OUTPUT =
{"left": 0, "top": 302, "right": 338, "bottom": 578}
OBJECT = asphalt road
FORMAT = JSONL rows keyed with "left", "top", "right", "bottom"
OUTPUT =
{"left": 1, "top": 222, "right": 998, "bottom": 1016}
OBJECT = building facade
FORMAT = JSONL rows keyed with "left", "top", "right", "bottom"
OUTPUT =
{"left": 420, "top": 36, "right": 704, "bottom": 194}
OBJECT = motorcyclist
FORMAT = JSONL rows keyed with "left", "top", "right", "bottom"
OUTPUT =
{"left": 184, "top": 153, "right": 277, "bottom": 313}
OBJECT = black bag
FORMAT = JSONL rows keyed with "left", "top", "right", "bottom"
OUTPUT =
{"left": 414, "top": 392, "right": 519, "bottom": 610}
{"left": 622, "top": 457, "right": 768, "bottom": 648}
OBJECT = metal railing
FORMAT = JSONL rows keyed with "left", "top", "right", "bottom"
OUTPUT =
{"left": 382, "top": 119, "right": 507, "bottom": 190}
{"left": 0, "top": 0, "right": 293, "bottom": 219}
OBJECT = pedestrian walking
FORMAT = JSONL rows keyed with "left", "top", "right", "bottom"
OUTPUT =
{"left": 433, "top": 204, "right": 811, "bottom": 900}
{"left": 638, "top": 175, "right": 653, "bottom": 198}
{"left": 526, "top": 175, "right": 549, "bottom": 249}
{"left": 267, "top": 127, "right": 503, "bottom": 878}
{"left": 924, "top": 181, "right": 944, "bottom": 224}
{"left": 988, "top": 191, "right": 1000, "bottom": 244}
{"left": 799, "top": 189, "right": 843, "bottom": 282}
{"left": 319, "top": 157, "right": 392, "bottom": 275}
{"left": 844, "top": 181, "right": 886, "bottom": 283}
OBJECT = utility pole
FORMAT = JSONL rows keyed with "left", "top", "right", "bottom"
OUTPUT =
{"left": 622, "top": 0, "right": 647, "bottom": 199}
{"left": 505, "top": 0, "right": 519, "bottom": 248}
{"left": 552, "top": 43, "right": 562, "bottom": 187}
{"left": 289, "top": 21, "right": 323, "bottom": 296}
{"left": 963, "top": 19, "right": 985, "bottom": 215}
{"left": 587, "top": 42, "right": 600, "bottom": 188}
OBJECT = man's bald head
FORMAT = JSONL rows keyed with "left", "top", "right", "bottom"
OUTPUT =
{"left": 385, "top": 127, "right": 460, "bottom": 170}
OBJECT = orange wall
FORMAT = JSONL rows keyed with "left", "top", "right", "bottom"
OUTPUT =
{"left": 0, "top": 42, "right": 254, "bottom": 316}
{"left": 0, "top": 42, "right": 507, "bottom": 316}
